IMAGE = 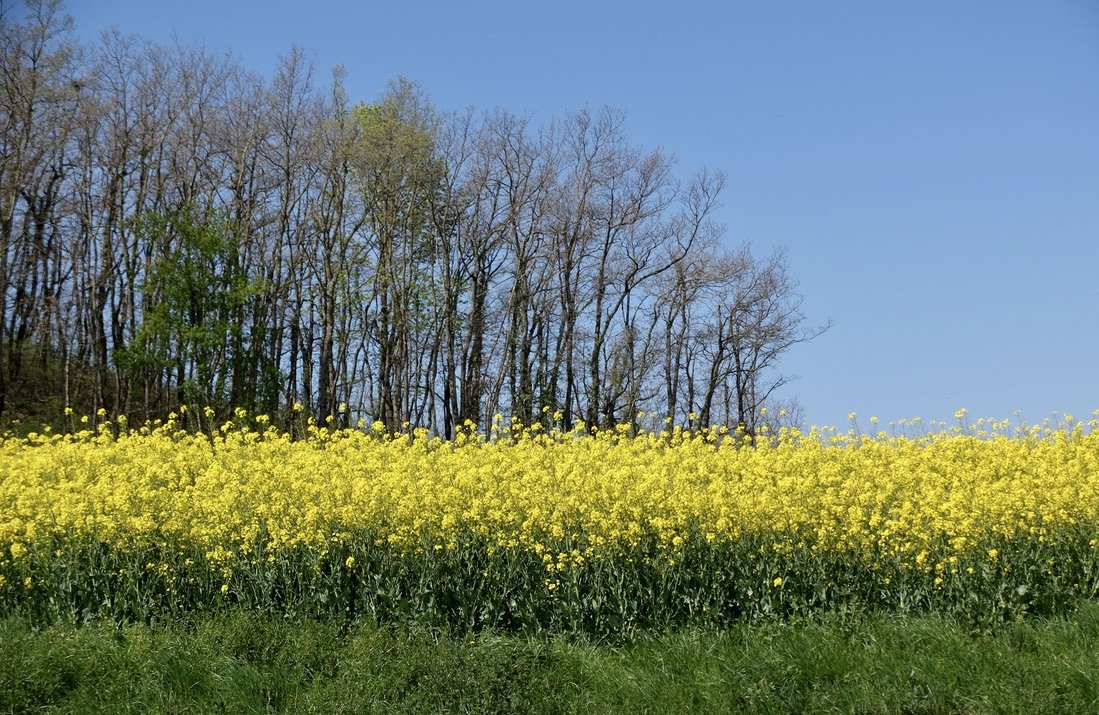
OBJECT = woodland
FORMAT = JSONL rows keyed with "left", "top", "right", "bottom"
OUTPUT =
{"left": 1, "top": 0, "right": 826, "bottom": 436}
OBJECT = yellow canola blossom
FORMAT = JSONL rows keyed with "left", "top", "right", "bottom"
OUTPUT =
{"left": 1, "top": 418, "right": 1098, "bottom": 572}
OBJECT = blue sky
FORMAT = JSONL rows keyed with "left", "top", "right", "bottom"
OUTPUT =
{"left": 65, "top": 0, "right": 1099, "bottom": 429}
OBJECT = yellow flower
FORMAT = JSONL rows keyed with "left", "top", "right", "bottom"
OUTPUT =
{"left": 2, "top": 406, "right": 1096, "bottom": 624}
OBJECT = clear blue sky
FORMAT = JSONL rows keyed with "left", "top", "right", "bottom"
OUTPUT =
{"left": 65, "top": 0, "right": 1099, "bottom": 430}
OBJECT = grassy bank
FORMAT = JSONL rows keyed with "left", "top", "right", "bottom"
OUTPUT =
{"left": 4, "top": 604, "right": 1099, "bottom": 714}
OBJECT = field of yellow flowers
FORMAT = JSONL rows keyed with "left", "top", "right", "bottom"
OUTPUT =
{"left": 3, "top": 411, "right": 1099, "bottom": 634}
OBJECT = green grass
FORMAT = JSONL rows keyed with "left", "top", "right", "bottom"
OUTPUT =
{"left": 3, "top": 604, "right": 1099, "bottom": 714}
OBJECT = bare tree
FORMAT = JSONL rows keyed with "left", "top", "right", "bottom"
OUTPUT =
{"left": 0, "top": 0, "right": 78, "bottom": 419}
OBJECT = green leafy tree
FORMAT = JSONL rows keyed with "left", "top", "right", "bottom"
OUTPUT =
{"left": 117, "top": 203, "right": 268, "bottom": 421}
{"left": 351, "top": 78, "right": 447, "bottom": 431}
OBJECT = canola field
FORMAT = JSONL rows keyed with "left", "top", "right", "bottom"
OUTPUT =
{"left": 3, "top": 411, "right": 1099, "bottom": 635}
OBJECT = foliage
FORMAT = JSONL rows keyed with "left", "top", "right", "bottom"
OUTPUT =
{"left": 115, "top": 204, "right": 268, "bottom": 416}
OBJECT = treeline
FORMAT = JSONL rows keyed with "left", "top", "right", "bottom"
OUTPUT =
{"left": 1, "top": 0, "right": 826, "bottom": 436}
